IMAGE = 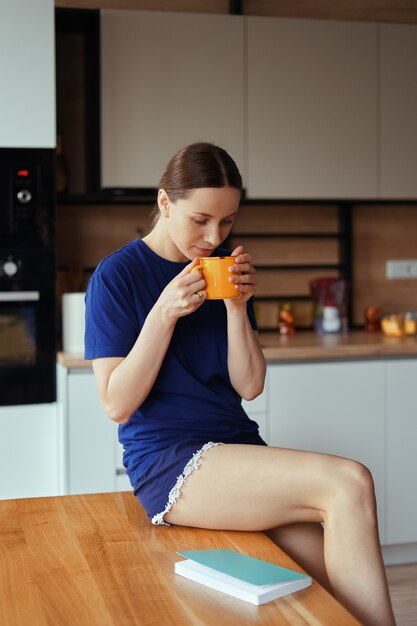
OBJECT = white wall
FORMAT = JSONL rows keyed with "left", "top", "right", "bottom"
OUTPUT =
{"left": 0, "top": 0, "right": 55, "bottom": 147}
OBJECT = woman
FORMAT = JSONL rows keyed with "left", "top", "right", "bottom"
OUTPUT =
{"left": 85, "top": 142, "right": 395, "bottom": 626}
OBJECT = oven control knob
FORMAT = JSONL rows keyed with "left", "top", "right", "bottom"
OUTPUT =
{"left": 17, "top": 189, "right": 32, "bottom": 204}
{"left": 3, "top": 260, "right": 18, "bottom": 276}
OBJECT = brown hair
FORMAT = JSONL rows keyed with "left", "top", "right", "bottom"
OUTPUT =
{"left": 150, "top": 142, "right": 242, "bottom": 226}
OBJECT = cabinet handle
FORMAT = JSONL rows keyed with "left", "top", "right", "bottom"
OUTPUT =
{"left": 116, "top": 468, "right": 126, "bottom": 476}
{"left": 0, "top": 291, "right": 40, "bottom": 302}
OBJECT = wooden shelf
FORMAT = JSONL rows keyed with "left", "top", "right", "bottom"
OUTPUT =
{"left": 232, "top": 232, "right": 343, "bottom": 239}
{"left": 229, "top": 203, "right": 352, "bottom": 331}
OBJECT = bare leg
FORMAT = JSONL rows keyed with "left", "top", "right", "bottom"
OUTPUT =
{"left": 164, "top": 444, "right": 396, "bottom": 626}
{"left": 265, "top": 522, "right": 333, "bottom": 595}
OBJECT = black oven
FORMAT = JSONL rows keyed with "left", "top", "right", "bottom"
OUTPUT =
{"left": 0, "top": 148, "right": 56, "bottom": 405}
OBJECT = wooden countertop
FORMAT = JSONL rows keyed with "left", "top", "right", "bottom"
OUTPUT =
{"left": 0, "top": 492, "right": 359, "bottom": 625}
{"left": 259, "top": 330, "right": 417, "bottom": 361}
{"left": 58, "top": 330, "right": 417, "bottom": 368}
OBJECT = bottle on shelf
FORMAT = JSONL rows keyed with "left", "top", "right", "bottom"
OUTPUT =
{"left": 277, "top": 302, "right": 296, "bottom": 336}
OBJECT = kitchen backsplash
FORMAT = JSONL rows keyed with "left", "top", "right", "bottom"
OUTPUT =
{"left": 353, "top": 204, "right": 417, "bottom": 325}
{"left": 56, "top": 201, "right": 417, "bottom": 330}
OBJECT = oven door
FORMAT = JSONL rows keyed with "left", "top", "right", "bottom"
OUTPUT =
{"left": 0, "top": 287, "right": 56, "bottom": 405}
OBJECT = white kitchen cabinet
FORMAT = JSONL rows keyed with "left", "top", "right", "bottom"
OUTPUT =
{"left": 0, "top": 403, "right": 60, "bottom": 500}
{"left": 114, "top": 426, "right": 131, "bottom": 492}
{"left": 385, "top": 360, "right": 417, "bottom": 544}
{"left": 246, "top": 17, "right": 378, "bottom": 199}
{"left": 267, "top": 361, "right": 386, "bottom": 539}
{"left": 0, "top": 0, "right": 55, "bottom": 148}
{"left": 380, "top": 24, "right": 417, "bottom": 198}
{"left": 101, "top": 10, "right": 244, "bottom": 188}
{"left": 57, "top": 365, "right": 129, "bottom": 495}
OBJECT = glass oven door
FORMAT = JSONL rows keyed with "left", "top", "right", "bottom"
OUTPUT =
{"left": 0, "top": 291, "right": 39, "bottom": 367}
{"left": 0, "top": 287, "right": 56, "bottom": 405}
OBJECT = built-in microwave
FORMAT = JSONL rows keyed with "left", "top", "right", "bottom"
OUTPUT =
{"left": 0, "top": 148, "right": 56, "bottom": 405}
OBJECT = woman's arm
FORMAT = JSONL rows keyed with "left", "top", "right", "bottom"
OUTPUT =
{"left": 92, "top": 303, "right": 176, "bottom": 423}
{"left": 92, "top": 258, "right": 206, "bottom": 424}
{"left": 226, "top": 308, "right": 266, "bottom": 400}
{"left": 225, "top": 246, "right": 266, "bottom": 400}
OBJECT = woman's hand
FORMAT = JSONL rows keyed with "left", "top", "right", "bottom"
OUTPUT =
{"left": 156, "top": 257, "right": 207, "bottom": 321}
{"left": 225, "top": 245, "right": 256, "bottom": 307}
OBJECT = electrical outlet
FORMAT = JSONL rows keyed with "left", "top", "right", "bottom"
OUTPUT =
{"left": 386, "top": 260, "right": 417, "bottom": 279}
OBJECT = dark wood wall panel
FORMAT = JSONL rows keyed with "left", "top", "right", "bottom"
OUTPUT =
{"left": 57, "top": 203, "right": 153, "bottom": 268}
{"left": 229, "top": 236, "right": 339, "bottom": 266}
{"left": 56, "top": 202, "right": 417, "bottom": 331}
{"left": 352, "top": 204, "right": 417, "bottom": 325}
{"left": 55, "top": 0, "right": 229, "bottom": 12}
{"left": 233, "top": 204, "right": 339, "bottom": 234}
{"left": 256, "top": 268, "right": 339, "bottom": 297}
{"left": 245, "top": 0, "right": 417, "bottom": 23}
{"left": 55, "top": 0, "right": 417, "bottom": 23}
{"left": 56, "top": 34, "right": 87, "bottom": 194}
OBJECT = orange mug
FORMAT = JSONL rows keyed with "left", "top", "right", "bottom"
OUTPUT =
{"left": 192, "top": 256, "right": 239, "bottom": 300}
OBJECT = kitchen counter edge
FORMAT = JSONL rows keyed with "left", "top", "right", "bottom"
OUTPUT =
{"left": 57, "top": 331, "right": 417, "bottom": 368}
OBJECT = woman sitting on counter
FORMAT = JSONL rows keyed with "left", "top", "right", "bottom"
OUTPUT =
{"left": 85, "top": 142, "right": 395, "bottom": 626}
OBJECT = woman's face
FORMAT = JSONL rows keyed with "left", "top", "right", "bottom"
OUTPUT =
{"left": 158, "top": 186, "right": 241, "bottom": 261}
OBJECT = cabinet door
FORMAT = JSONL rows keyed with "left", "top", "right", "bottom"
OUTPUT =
{"left": 101, "top": 10, "right": 244, "bottom": 188}
{"left": 380, "top": 24, "right": 417, "bottom": 198}
{"left": 386, "top": 360, "right": 417, "bottom": 544}
{"left": 268, "top": 361, "right": 385, "bottom": 539}
{"left": 67, "top": 371, "right": 115, "bottom": 495}
{"left": 114, "top": 426, "right": 131, "bottom": 491}
{"left": 0, "top": 0, "right": 55, "bottom": 147}
{"left": 247, "top": 17, "right": 378, "bottom": 199}
{"left": 242, "top": 380, "right": 269, "bottom": 442}
{"left": 0, "top": 403, "right": 59, "bottom": 500}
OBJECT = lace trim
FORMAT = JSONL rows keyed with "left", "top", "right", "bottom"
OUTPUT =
{"left": 151, "top": 441, "right": 223, "bottom": 526}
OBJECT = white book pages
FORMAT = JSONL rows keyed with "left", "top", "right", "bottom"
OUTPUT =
{"left": 175, "top": 559, "right": 312, "bottom": 606}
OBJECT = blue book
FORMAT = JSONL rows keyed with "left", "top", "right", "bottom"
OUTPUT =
{"left": 175, "top": 549, "right": 312, "bottom": 605}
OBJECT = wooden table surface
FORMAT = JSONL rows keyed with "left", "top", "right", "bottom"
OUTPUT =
{"left": 0, "top": 492, "right": 360, "bottom": 626}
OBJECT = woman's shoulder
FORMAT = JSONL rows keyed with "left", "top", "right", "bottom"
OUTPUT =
{"left": 85, "top": 241, "right": 147, "bottom": 299}
{"left": 95, "top": 240, "right": 143, "bottom": 277}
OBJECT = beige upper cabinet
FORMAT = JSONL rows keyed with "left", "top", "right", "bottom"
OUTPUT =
{"left": 380, "top": 24, "right": 417, "bottom": 199}
{"left": 101, "top": 10, "right": 244, "bottom": 189}
{"left": 246, "top": 17, "right": 378, "bottom": 199}
{"left": 0, "top": 0, "right": 55, "bottom": 148}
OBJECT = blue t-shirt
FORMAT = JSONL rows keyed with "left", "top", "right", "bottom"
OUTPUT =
{"left": 84, "top": 239, "right": 264, "bottom": 486}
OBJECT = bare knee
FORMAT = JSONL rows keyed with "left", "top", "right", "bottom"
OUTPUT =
{"left": 330, "top": 458, "right": 377, "bottom": 520}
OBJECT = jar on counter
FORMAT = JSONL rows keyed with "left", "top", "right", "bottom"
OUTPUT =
{"left": 404, "top": 312, "right": 417, "bottom": 336}
{"left": 381, "top": 313, "right": 404, "bottom": 337}
{"left": 364, "top": 306, "right": 381, "bottom": 332}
